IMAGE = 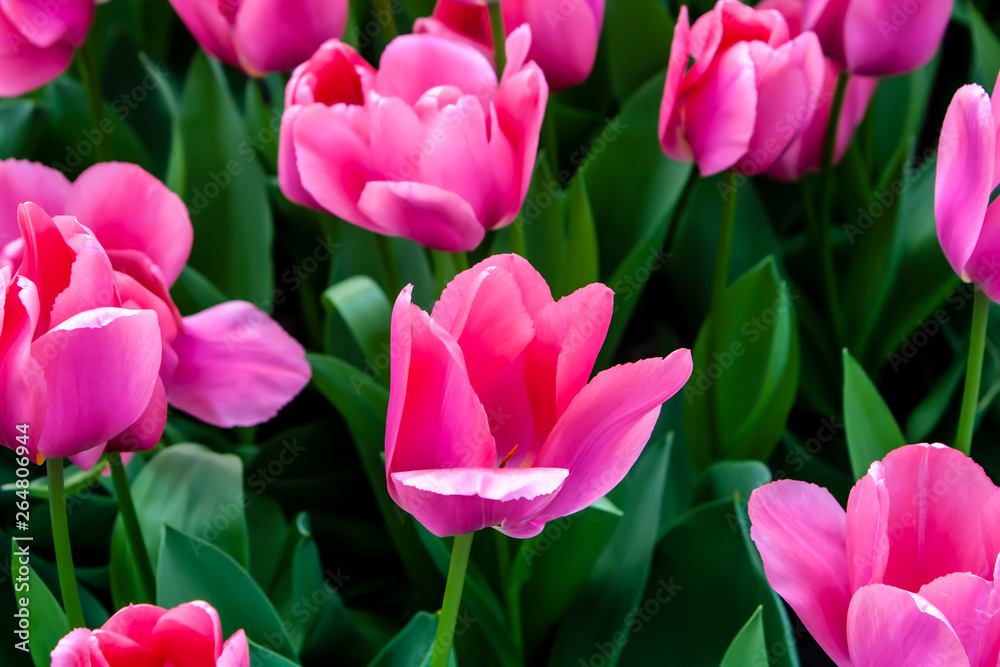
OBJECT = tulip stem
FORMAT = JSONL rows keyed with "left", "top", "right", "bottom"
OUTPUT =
{"left": 372, "top": 0, "right": 398, "bottom": 43}
{"left": 816, "top": 70, "right": 849, "bottom": 347}
{"left": 109, "top": 453, "right": 157, "bottom": 604}
{"left": 375, "top": 235, "right": 402, "bottom": 296}
{"left": 47, "top": 458, "right": 86, "bottom": 628}
{"left": 431, "top": 532, "right": 474, "bottom": 667}
{"left": 542, "top": 105, "right": 559, "bottom": 175}
{"left": 956, "top": 288, "right": 990, "bottom": 455}
{"left": 488, "top": 1, "right": 507, "bottom": 75}
{"left": 510, "top": 217, "right": 527, "bottom": 257}
{"left": 76, "top": 42, "right": 112, "bottom": 162}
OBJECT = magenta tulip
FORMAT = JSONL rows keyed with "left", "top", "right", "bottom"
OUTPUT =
{"left": 0, "top": 160, "right": 311, "bottom": 466}
{"left": 758, "top": 0, "right": 878, "bottom": 181}
{"left": 749, "top": 443, "right": 1000, "bottom": 666}
{"left": 414, "top": 0, "right": 602, "bottom": 91}
{"left": 0, "top": 0, "right": 94, "bottom": 96}
{"left": 936, "top": 75, "right": 1000, "bottom": 300}
{"left": 385, "top": 254, "right": 692, "bottom": 538}
{"left": 278, "top": 28, "right": 548, "bottom": 252}
{"left": 802, "top": 0, "right": 953, "bottom": 76}
{"left": 50, "top": 601, "right": 249, "bottom": 667}
{"left": 167, "top": 0, "right": 347, "bottom": 75}
{"left": 660, "top": 0, "right": 826, "bottom": 177}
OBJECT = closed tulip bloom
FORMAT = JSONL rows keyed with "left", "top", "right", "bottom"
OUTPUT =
{"left": 167, "top": 0, "right": 347, "bottom": 75}
{"left": 0, "top": 160, "right": 311, "bottom": 466}
{"left": 385, "top": 254, "right": 692, "bottom": 538}
{"left": 749, "top": 443, "right": 1000, "bottom": 666}
{"left": 414, "top": 0, "right": 602, "bottom": 91}
{"left": 278, "top": 28, "right": 548, "bottom": 252}
{"left": 51, "top": 601, "right": 249, "bottom": 667}
{"left": 660, "top": 0, "right": 826, "bottom": 177}
{"left": 0, "top": 0, "right": 94, "bottom": 96}
{"left": 802, "top": 0, "right": 953, "bottom": 76}
{"left": 936, "top": 75, "right": 1000, "bottom": 300}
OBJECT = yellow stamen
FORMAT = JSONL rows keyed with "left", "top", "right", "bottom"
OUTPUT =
{"left": 498, "top": 445, "right": 518, "bottom": 469}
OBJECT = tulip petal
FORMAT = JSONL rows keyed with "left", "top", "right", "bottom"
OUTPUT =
{"left": 846, "top": 467, "right": 890, "bottom": 592}
{"left": 50, "top": 629, "right": 110, "bottom": 667}
{"left": 233, "top": 0, "right": 347, "bottom": 74}
{"left": 0, "top": 0, "right": 93, "bottom": 47}
{"left": 47, "top": 215, "right": 118, "bottom": 331}
{"left": 0, "top": 10, "right": 74, "bottom": 96}
{"left": 278, "top": 106, "right": 320, "bottom": 209}
{"left": 748, "top": 480, "right": 852, "bottom": 667}
{"left": 167, "top": 0, "right": 239, "bottom": 65}
{"left": 167, "top": 301, "right": 311, "bottom": 428}
{"left": 659, "top": 6, "right": 693, "bottom": 163}
{"left": 962, "top": 199, "right": 1000, "bottom": 300}
{"left": 0, "top": 273, "right": 45, "bottom": 457}
{"left": 530, "top": 350, "right": 693, "bottom": 519}
{"left": 843, "top": 0, "right": 952, "bottom": 76}
{"left": 847, "top": 585, "right": 969, "bottom": 667}
{"left": 936, "top": 84, "right": 995, "bottom": 279}
{"left": 16, "top": 202, "right": 75, "bottom": 334}
{"left": 391, "top": 466, "right": 568, "bottom": 537}
{"left": 32, "top": 308, "right": 161, "bottom": 459}
{"left": 95, "top": 604, "right": 168, "bottom": 667}
{"left": 148, "top": 600, "right": 225, "bottom": 667}
{"left": 801, "top": 0, "right": 849, "bottom": 67}
{"left": 0, "top": 159, "right": 70, "bottom": 248}
{"left": 919, "top": 570, "right": 1000, "bottom": 667}
{"left": 218, "top": 630, "right": 250, "bottom": 667}
{"left": 508, "top": 0, "right": 599, "bottom": 91}
{"left": 285, "top": 40, "right": 374, "bottom": 108}
{"left": 107, "top": 377, "right": 167, "bottom": 453}
{"left": 983, "top": 489, "right": 1000, "bottom": 566}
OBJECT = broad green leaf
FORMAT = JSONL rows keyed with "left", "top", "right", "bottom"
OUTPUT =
{"left": 557, "top": 175, "right": 601, "bottom": 297}
{"left": 693, "top": 461, "right": 772, "bottom": 506}
{"left": 170, "top": 265, "right": 228, "bottom": 316}
{"left": 268, "top": 514, "right": 328, "bottom": 653}
{"left": 157, "top": 526, "right": 297, "bottom": 661}
{"left": 247, "top": 495, "right": 289, "bottom": 591}
{"left": 843, "top": 349, "right": 906, "bottom": 480}
{"left": 605, "top": 0, "right": 674, "bottom": 102}
{"left": 590, "top": 496, "right": 624, "bottom": 516}
{"left": 244, "top": 80, "right": 280, "bottom": 174}
{"left": 249, "top": 640, "right": 300, "bottom": 667}
{"left": 0, "top": 99, "right": 42, "bottom": 158}
{"left": 369, "top": 612, "right": 457, "bottom": 667}
{"left": 322, "top": 276, "right": 392, "bottom": 387}
{"left": 967, "top": 2, "right": 1000, "bottom": 88}
{"left": 138, "top": 52, "right": 184, "bottom": 195}
{"left": 11, "top": 542, "right": 69, "bottom": 667}
{"left": 179, "top": 52, "right": 273, "bottom": 303}
{"left": 521, "top": 155, "right": 567, "bottom": 290}
{"left": 720, "top": 607, "right": 767, "bottom": 667}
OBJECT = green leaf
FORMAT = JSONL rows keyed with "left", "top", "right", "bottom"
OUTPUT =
{"left": 693, "top": 461, "right": 773, "bottom": 506}
{"left": 249, "top": 640, "right": 301, "bottom": 667}
{"left": 157, "top": 525, "right": 297, "bottom": 661}
{"left": 369, "top": 612, "right": 457, "bottom": 667}
{"left": 11, "top": 541, "right": 70, "bottom": 667}
{"left": 322, "top": 276, "right": 392, "bottom": 386}
{"left": 247, "top": 495, "right": 289, "bottom": 591}
{"left": 138, "top": 52, "right": 184, "bottom": 195}
{"left": 843, "top": 349, "right": 906, "bottom": 480}
{"left": 556, "top": 176, "right": 601, "bottom": 297}
{"left": 967, "top": 1, "right": 1000, "bottom": 89}
{"left": 267, "top": 514, "right": 328, "bottom": 653}
{"left": 589, "top": 496, "right": 624, "bottom": 517}
{"left": 244, "top": 80, "right": 279, "bottom": 174}
{"left": 110, "top": 444, "right": 249, "bottom": 608}
{"left": 0, "top": 99, "right": 42, "bottom": 158}
{"left": 170, "top": 265, "right": 228, "bottom": 316}
{"left": 1, "top": 459, "right": 108, "bottom": 499}
{"left": 685, "top": 257, "right": 801, "bottom": 471}
{"left": 719, "top": 607, "right": 767, "bottom": 667}
{"left": 179, "top": 52, "right": 273, "bottom": 303}
{"left": 604, "top": 0, "right": 674, "bottom": 102}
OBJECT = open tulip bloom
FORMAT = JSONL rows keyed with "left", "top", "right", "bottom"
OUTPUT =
{"left": 0, "top": 0, "right": 94, "bottom": 96}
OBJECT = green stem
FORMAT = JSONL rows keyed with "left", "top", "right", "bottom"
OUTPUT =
{"left": 453, "top": 251, "right": 469, "bottom": 273}
{"left": 47, "top": 458, "right": 86, "bottom": 628}
{"left": 430, "top": 533, "right": 475, "bottom": 667}
{"left": 488, "top": 1, "right": 507, "bottom": 75}
{"left": 506, "top": 580, "right": 523, "bottom": 651}
{"left": 956, "top": 289, "right": 990, "bottom": 455}
{"left": 706, "top": 172, "right": 739, "bottom": 459}
{"left": 371, "top": 0, "right": 398, "bottom": 43}
{"left": 510, "top": 217, "right": 527, "bottom": 257}
{"left": 76, "top": 43, "right": 112, "bottom": 162}
{"left": 109, "top": 453, "right": 157, "bottom": 604}
{"left": 541, "top": 105, "right": 559, "bottom": 175}
{"left": 816, "top": 71, "right": 850, "bottom": 347}
{"left": 375, "top": 235, "right": 402, "bottom": 297}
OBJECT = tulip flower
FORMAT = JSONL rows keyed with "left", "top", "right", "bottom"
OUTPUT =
{"left": 0, "top": 0, "right": 94, "bottom": 96}
{"left": 758, "top": 0, "right": 878, "bottom": 181}
{"left": 385, "top": 254, "right": 692, "bottom": 538}
{"left": 167, "top": 0, "right": 347, "bottom": 75}
{"left": 414, "top": 0, "right": 602, "bottom": 91}
{"left": 278, "top": 28, "right": 548, "bottom": 252}
{"left": 749, "top": 443, "right": 1000, "bottom": 666}
{"left": 802, "top": 0, "right": 953, "bottom": 77}
{"left": 0, "top": 160, "right": 311, "bottom": 466}
{"left": 51, "top": 601, "right": 249, "bottom": 667}
{"left": 660, "top": 0, "right": 826, "bottom": 177}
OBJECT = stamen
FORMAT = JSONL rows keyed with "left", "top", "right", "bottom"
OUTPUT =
{"left": 498, "top": 444, "right": 518, "bottom": 469}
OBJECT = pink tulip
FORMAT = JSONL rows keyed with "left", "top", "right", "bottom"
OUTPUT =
{"left": 749, "top": 443, "right": 1000, "bottom": 666}
{"left": 758, "top": 0, "right": 878, "bottom": 181}
{"left": 0, "top": 160, "right": 311, "bottom": 465}
{"left": 0, "top": 0, "right": 94, "bottom": 96}
{"left": 278, "top": 28, "right": 548, "bottom": 252}
{"left": 50, "top": 601, "right": 249, "bottom": 667}
{"left": 167, "top": 0, "right": 347, "bottom": 75}
{"left": 802, "top": 0, "right": 953, "bottom": 76}
{"left": 413, "top": 0, "right": 602, "bottom": 91}
{"left": 385, "top": 254, "right": 692, "bottom": 537}
{"left": 936, "top": 75, "right": 1000, "bottom": 301}
{"left": 659, "top": 0, "right": 826, "bottom": 177}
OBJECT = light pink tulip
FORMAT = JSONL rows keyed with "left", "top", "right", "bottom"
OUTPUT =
{"left": 759, "top": 0, "right": 877, "bottom": 181}
{"left": 385, "top": 254, "right": 692, "bottom": 537}
{"left": 659, "top": 0, "right": 826, "bottom": 177}
{"left": 0, "top": 160, "right": 311, "bottom": 465}
{"left": 0, "top": 0, "right": 93, "bottom": 96}
{"left": 749, "top": 443, "right": 1000, "bottom": 666}
{"left": 167, "top": 0, "right": 347, "bottom": 75}
{"left": 802, "top": 0, "right": 953, "bottom": 76}
{"left": 50, "top": 601, "right": 250, "bottom": 667}
{"left": 936, "top": 75, "right": 1000, "bottom": 301}
{"left": 414, "top": 0, "right": 602, "bottom": 91}
{"left": 278, "top": 28, "right": 548, "bottom": 252}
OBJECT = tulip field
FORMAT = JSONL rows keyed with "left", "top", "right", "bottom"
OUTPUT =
{"left": 4, "top": 0, "right": 1000, "bottom": 664}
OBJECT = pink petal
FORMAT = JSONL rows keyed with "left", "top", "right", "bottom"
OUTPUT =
{"left": 530, "top": 350, "right": 692, "bottom": 519}
{"left": 69, "top": 442, "right": 106, "bottom": 471}
{"left": 232, "top": 0, "right": 347, "bottom": 74}
{"left": 686, "top": 0, "right": 788, "bottom": 88}
{"left": 47, "top": 215, "right": 118, "bottom": 331}
{"left": 65, "top": 163, "right": 193, "bottom": 286}
{"left": 217, "top": 630, "right": 250, "bottom": 667}
{"left": 846, "top": 467, "right": 890, "bottom": 592}
{"left": 801, "top": 0, "right": 849, "bottom": 67}
{"left": 748, "top": 480, "right": 852, "bottom": 667}
{"left": 285, "top": 39, "right": 374, "bottom": 108}
{"left": 391, "top": 466, "right": 568, "bottom": 537}
{"left": 167, "top": 0, "right": 239, "bottom": 65}
{"left": 432, "top": 254, "right": 553, "bottom": 324}
{"left": 510, "top": 0, "right": 600, "bottom": 91}
{"left": 919, "top": 570, "right": 1000, "bottom": 667}
{"left": 376, "top": 32, "right": 497, "bottom": 107}
{"left": 16, "top": 202, "right": 75, "bottom": 334}
{"left": 278, "top": 106, "right": 320, "bottom": 209}
{"left": 757, "top": 0, "right": 802, "bottom": 35}
{"left": 107, "top": 377, "right": 167, "bottom": 453}
{"left": 847, "top": 585, "right": 969, "bottom": 667}
{"left": 0, "top": 10, "right": 74, "bottom": 96}
{"left": 0, "top": 159, "right": 70, "bottom": 248}
{"left": 659, "top": 6, "right": 693, "bottom": 163}
{"left": 167, "top": 301, "right": 311, "bottom": 428}
{"left": 95, "top": 604, "right": 167, "bottom": 667}
{"left": 983, "top": 490, "right": 1000, "bottom": 566}
{"left": 844, "top": 0, "right": 953, "bottom": 76}
{"left": 32, "top": 308, "right": 162, "bottom": 459}
{"left": 111, "top": 251, "right": 182, "bottom": 345}
{"left": 148, "top": 600, "right": 225, "bottom": 667}
{"left": 962, "top": 198, "right": 1000, "bottom": 301}
{"left": 51, "top": 628, "right": 110, "bottom": 667}
{"left": 0, "top": 273, "right": 45, "bottom": 458}
{"left": 0, "top": 0, "right": 93, "bottom": 47}
{"left": 368, "top": 95, "right": 427, "bottom": 179}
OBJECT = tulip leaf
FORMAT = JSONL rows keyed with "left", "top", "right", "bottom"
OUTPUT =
{"left": 322, "top": 276, "right": 393, "bottom": 387}
{"left": 0, "top": 99, "right": 42, "bottom": 159}
{"left": 247, "top": 495, "right": 289, "bottom": 591}
{"left": 1, "top": 459, "right": 108, "bottom": 500}
{"left": 137, "top": 51, "right": 184, "bottom": 196}
{"left": 244, "top": 80, "right": 279, "bottom": 174}
{"left": 605, "top": 0, "right": 674, "bottom": 102}
{"left": 521, "top": 155, "right": 569, "bottom": 291}
{"left": 369, "top": 612, "right": 457, "bottom": 667}
{"left": 967, "top": 1, "right": 1000, "bottom": 89}
{"left": 906, "top": 354, "right": 965, "bottom": 443}
{"left": 178, "top": 52, "right": 274, "bottom": 303}
{"left": 556, "top": 175, "right": 601, "bottom": 297}
{"left": 843, "top": 349, "right": 906, "bottom": 480}
{"left": 11, "top": 541, "right": 69, "bottom": 667}
{"left": 249, "top": 639, "right": 301, "bottom": 667}
{"left": 693, "top": 461, "right": 773, "bottom": 506}
{"left": 157, "top": 525, "right": 298, "bottom": 661}
{"left": 719, "top": 606, "right": 767, "bottom": 667}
